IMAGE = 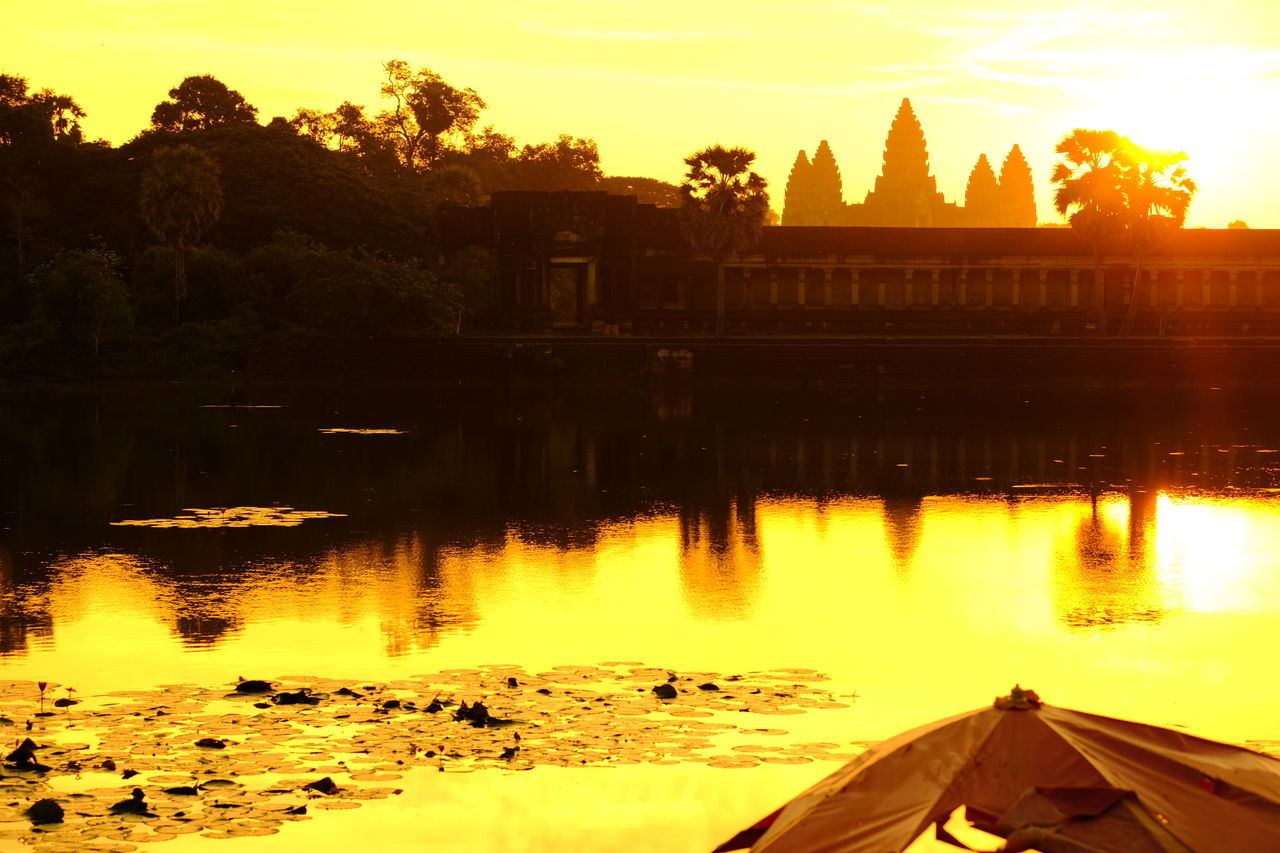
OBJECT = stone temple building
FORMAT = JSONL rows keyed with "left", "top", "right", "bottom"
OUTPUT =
{"left": 444, "top": 190, "right": 1280, "bottom": 338}
{"left": 782, "top": 98, "right": 1037, "bottom": 228}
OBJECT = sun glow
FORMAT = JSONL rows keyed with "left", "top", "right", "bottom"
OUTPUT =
{"left": 1153, "top": 494, "right": 1257, "bottom": 614}
{"left": 1063, "top": 54, "right": 1270, "bottom": 217}
{"left": 7, "top": 2, "right": 1280, "bottom": 225}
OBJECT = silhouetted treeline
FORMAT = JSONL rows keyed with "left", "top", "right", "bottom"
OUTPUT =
{"left": 0, "top": 65, "right": 679, "bottom": 376}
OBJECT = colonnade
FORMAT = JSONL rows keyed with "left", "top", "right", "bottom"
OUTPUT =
{"left": 717, "top": 262, "right": 1280, "bottom": 312}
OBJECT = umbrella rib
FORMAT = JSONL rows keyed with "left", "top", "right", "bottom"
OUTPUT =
{"left": 893, "top": 713, "right": 1012, "bottom": 852}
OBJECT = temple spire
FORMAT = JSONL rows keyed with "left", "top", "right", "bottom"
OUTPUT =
{"left": 781, "top": 150, "right": 813, "bottom": 225}
{"left": 875, "top": 98, "right": 938, "bottom": 198}
{"left": 964, "top": 154, "right": 1001, "bottom": 227}
{"left": 998, "top": 144, "right": 1037, "bottom": 227}
{"left": 808, "top": 140, "right": 844, "bottom": 225}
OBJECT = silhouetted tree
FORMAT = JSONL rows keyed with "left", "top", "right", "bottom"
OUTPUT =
{"left": 424, "top": 164, "right": 485, "bottom": 210}
{"left": 29, "top": 247, "right": 131, "bottom": 356}
{"left": 438, "top": 244, "right": 494, "bottom": 332}
{"left": 599, "top": 176, "right": 681, "bottom": 207}
{"left": 150, "top": 75, "right": 258, "bottom": 133}
{"left": 678, "top": 146, "right": 768, "bottom": 336}
{"left": 1051, "top": 129, "right": 1127, "bottom": 333}
{"left": 0, "top": 75, "right": 78, "bottom": 281}
{"left": 1117, "top": 143, "right": 1195, "bottom": 334}
{"left": 0, "top": 74, "right": 85, "bottom": 148}
{"left": 443, "top": 126, "right": 518, "bottom": 191}
{"left": 1228, "top": 219, "right": 1249, "bottom": 230}
{"left": 290, "top": 101, "right": 399, "bottom": 175}
{"left": 374, "top": 61, "right": 484, "bottom": 172}
{"left": 284, "top": 241, "right": 459, "bottom": 336}
{"left": 138, "top": 145, "right": 223, "bottom": 320}
{"left": 512, "top": 135, "right": 601, "bottom": 191}
{"left": 1, "top": 172, "right": 45, "bottom": 275}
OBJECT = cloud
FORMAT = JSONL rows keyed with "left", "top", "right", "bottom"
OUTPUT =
{"left": 912, "top": 94, "right": 1031, "bottom": 114}
{"left": 522, "top": 24, "right": 754, "bottom": 41}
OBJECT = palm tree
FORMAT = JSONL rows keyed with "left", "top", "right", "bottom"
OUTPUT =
{"left": 679, "top": 146, "right": 768, "bottom": 336}
{"left": 1051, "top": 129, "right": 1127, "bottom": 334}
{"left": 138, "top": 145, "right": 223, "bottom": 321}
{"left": 1116, "top": 143, "right": 1196, "bottom": 334}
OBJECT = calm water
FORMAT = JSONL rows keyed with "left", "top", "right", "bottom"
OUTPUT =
{"left": 3, "top": 384, "right": 1280, "bottom": 851}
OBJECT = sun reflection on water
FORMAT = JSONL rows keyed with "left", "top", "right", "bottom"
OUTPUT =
{"left": 6, "top": 489, "right": 1280, "bottom": 850}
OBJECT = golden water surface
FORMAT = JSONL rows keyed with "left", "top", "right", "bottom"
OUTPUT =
{"left": 1, "top": 387, "right": 1278, "bottom": 851}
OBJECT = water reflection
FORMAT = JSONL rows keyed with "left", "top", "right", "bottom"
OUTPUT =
{"left": 881, "top": 497, "right": 924, "bottom": 570}
{"left": 679, "top": 495, "right": 762, "bottom": 619}
{"left": 1, "top": 385, "right": 1280, "bottom": 665}
{"left": 1052, "top": 492, "right": 1162, "bottom": 630}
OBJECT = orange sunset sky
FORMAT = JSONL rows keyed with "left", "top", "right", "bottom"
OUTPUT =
{"left": 5, "top": 0, "right": 1279, "bottom": 227}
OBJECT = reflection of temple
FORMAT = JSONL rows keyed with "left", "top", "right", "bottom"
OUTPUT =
{"left": 782, "top": 99, "right": 1037, "bottom": 228}
{"left": 1052, "top": 490, "right": 1163, "bottom": 630}
{"left": 2, "top": 387, "right": 1277, "bottom": 655}
{"left": 174, "top": 615, "right": 240, "bottom": 648}
{"left": 678, "top": 496, "right": 762, "bottom": 619}
{"left": 882, "top": 497, "right": 924, "bottom": 570}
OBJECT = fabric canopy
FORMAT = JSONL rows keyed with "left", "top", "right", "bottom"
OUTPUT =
{"left": 714, "top": 691, "right": 1280, "bottom": 853}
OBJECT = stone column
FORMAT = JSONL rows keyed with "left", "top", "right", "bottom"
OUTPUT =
{"left": 823, "top": 268, "right": 833, "bottom": 307}
{"left": 1229, "top": 270, "right": 1239, "bottom": 308}
{"left": 1069, "top": 270, "right": 1080, "bottom": 307}
{"left": 1175, "top": 270, "right": 1185, "bottom": 309}
{"left": 769, "top": 269, "right": 778, "bottom": 306}
{"left": 931, "top": 269, "right": 941, "bottom": 306}
{"left": 1038, "top": 270, "right": 1049, "bottom": 308}
{"left": 984, "top": 269, "right": 994, "bottom": 308}
{"left": 797, "top": 268, "right": 807, "bottom": 307}
{"left": 877, "top": 273, "right": 886, "bottom": 308}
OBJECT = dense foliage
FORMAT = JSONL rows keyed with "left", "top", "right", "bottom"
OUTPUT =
{"left": 0, "top": 65, "right": 680, "bottom": 377}
{"left": 1051, "top": 129, "right": 1197, "bottom": 334}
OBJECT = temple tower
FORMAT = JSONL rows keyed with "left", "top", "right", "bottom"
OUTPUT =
{"left": 964, "top": 154, "right": 1001, "bottom": 227}
{"left": 860, "top": 98, "right": 948, "bottom": 226}
{"left": 781, "top": 150, "right": 813, "bottom": 225}
{"left": 782, "top": 144, "right": 845, "bottom": 226}
{"left": 807, "top": 140, "right": 845, "bottom": 225}
{"left": 998, "top": 144, "right": 1037, "bottom": 227}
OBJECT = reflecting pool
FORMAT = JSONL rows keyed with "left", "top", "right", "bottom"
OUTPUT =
{"left": 2, "top": 385, "right": 1279, "bottom": 851}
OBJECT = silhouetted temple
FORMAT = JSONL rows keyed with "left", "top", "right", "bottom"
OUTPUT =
{"left": 443, "top": 190, "right": 1280, "bottom": 336}
{"left": 782, "top": 99, "right": 1037, "bottom": 228}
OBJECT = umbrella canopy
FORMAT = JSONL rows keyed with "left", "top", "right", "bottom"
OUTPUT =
{"left": 713, "top": 688, "right": 1280, "bottom": 853}
{"left": 992, "top": 786, "right": 1191, "bottom": 853}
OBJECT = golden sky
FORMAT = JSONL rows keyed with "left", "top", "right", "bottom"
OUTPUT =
{"left": 6, "top": 0, "right": 1280, "bottom": 226}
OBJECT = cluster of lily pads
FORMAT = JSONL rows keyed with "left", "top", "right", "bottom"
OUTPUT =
{"left": 109, "top": 507, "right": 348, "bottom": 529}
{"left": 316, "top": 428, "right": 407, "bottom": 435}
{"left": 0, "top": 665, "right": 855, "bottom": 851}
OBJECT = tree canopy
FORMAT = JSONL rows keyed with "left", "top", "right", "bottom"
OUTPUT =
{"left": 0, "top": 74, "right": 85, "bottom": 148}
{"left": 139, "top": 144, "right": 224, "bottom": 315}
{"left": 0, "top": 64, "right": 730, "bottom": 375}
{"left": 150, "top": 75, "right": 258, "bottom": 133}
{"left": 1052, "top": 128, "right": 1197, "bottom": 333}
{"left": 679, "top": 145, "right": 769, "bottom": 335}
{"left": 679, "top": 145, "right": 768, "bottom": 263}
